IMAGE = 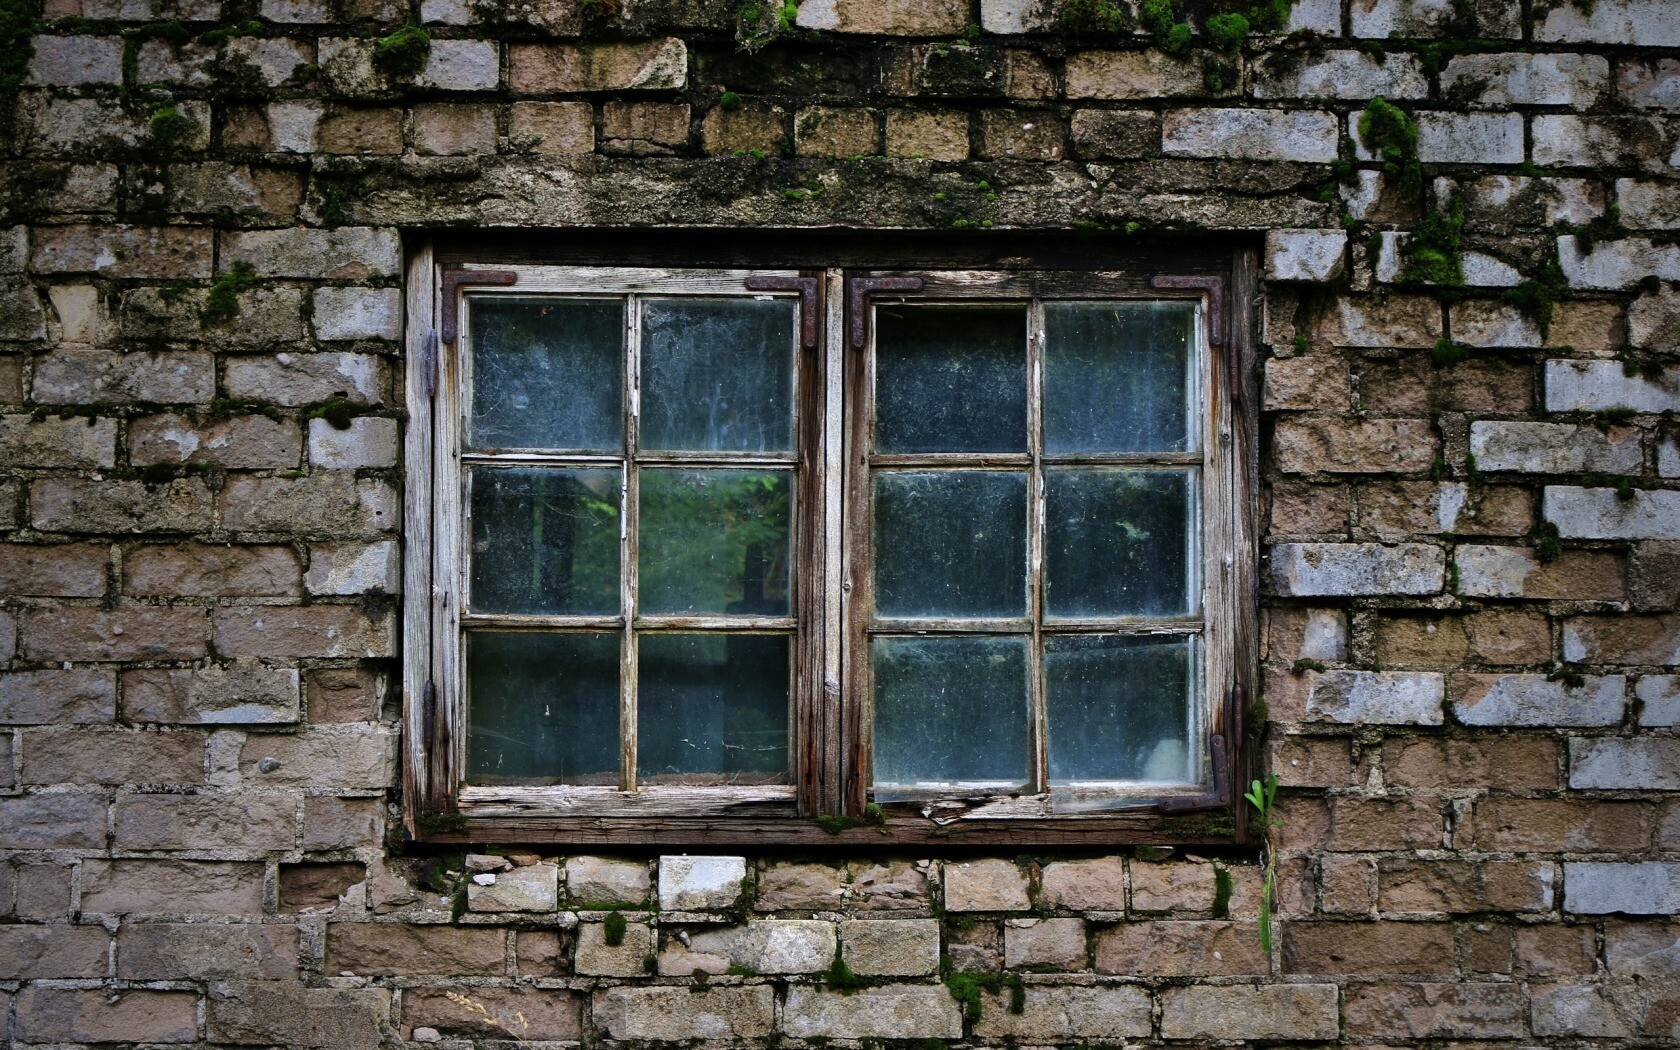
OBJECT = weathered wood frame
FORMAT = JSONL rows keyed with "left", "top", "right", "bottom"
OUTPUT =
{"left": 404, "top": 244, "right": 1259, "bottom": 847}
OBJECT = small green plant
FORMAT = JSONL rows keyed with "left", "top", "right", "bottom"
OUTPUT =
{"left": 201, "top": 261, "right": 260, "bottom": 324}
{"left": 603, "top": 908, "right": 628, "bottom": 947}
{"left": 941, "top": 970, "right": 1023, "bottom": 1022}
{"left": 1358, "top": 96, "right": 1422, "bottom": 200}
{"left": 1205, "top": 11, "right": 1250, "bottom": 52}
{"left": 149, "top": 103, "right": 195, "bottom": 147}
{"left": 718, "top": 90, "right": 743, "bottom": 111}
{"left": 824, "top": 954, "right": 868, "bottom": 993}
{"left": 1243, "top": 773, "right": 1281, "bottom": 954}
{"left": 372, "top": 21, "right": 431, "bottom": 79}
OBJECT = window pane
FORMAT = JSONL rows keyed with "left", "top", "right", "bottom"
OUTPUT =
{"left": 468, "top": 297, "right": 624, "bottom": 452}
{"left": 639, "top": 468, "right": 791, "bottom": 616}
{"left": 637, "top": 633, "right": 789, "bottom": 785}
{"left": 1044, "top": 301, "right": 1195, "bottom": 454}
{"left": 1045, "top": 468, "right": 1195, "bottom": 618}
{"left": 871, "top": 635, "right": 1029, "bottom": 789}
{"left": 467, "top": 631, "right": 620, "bottom": 785}
{"left": 470, "top": 467, "right": 621, "bottom": 615}
{"left": 640, "top": 298, "right": 796, "bottom": 453}
{"left": 873, "top": 470, "right": 1027, "bottom": 619}
{"left": 1045, "top": 634, "right": 1196, "bottom": 784}
{"left": 875, "top": 306, "right": 1027, "bottom": 454}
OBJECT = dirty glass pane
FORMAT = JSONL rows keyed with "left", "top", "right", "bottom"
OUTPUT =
{"left": 871, "top": 635, "right": 1029, "bottom": 789}
{"left": 638, "top": 468, "right": 791, "bottom": 616}
{"left": 874, "top": 306, "right": 1027, "bottom": 454}
{"left": 1045, "top": 468, "right": 1194, "bottom": 618}
{"left": 637, "top": 633, "right": 789, "bottom": 785}
{"left": 468, "top": 297, "right": 624, "bottom": 452}
{"left": 1045, "top": 634, "right": 1196, "bottom": 784}
{"left": 873, "top": 470, "right": 1027, "bottom": 619}
{"left": 470, "top": 467, "right": 621, "bottom": 615}
{"left": 1043, "top": 301, "right": 1196, "bottom": 454}
{"left": 641, "top": 298, "right": 796, "bottom": 453}
{"left": 467, "top": 631, "right": 620, "bottom": 785}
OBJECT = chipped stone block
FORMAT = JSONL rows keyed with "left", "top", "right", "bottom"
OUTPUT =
{"left": 1163, "top": 108, "right": 1338, "bottom": 162}
{"left": 1272, "top": 543, "right": 1445, "bottom": 597}
{"left": 1452, "top": 674, "right": 1625, "bottom": 727}
{"left": 593, "top": 986, "right": 774, "bottom": 1040}
{"left": 839, "top": 918, "right": 939, "bottom": 976}
{"left": 783, "top": 984, "right": 963, "bottom": 1039}
{"left": 1162, "top": 984, "right": 1340, "bottom": 1041}
{"left": 566, "top": 856, "right": 651, "bottom": 905}
{"left": 944, "top": 858, "right": 1031, "bottom": 912}
{"left": 1470, "top": 421, "right": 1641, "bottom": 475}
{"left": 467, "top": 862, "right": 559, "bottom": 913}
{"left": 1636, "top": 675, "right": 1680, "bottom": 727}
{"left": 1546, "top": 360, "right": 1680, "bottom": 412}
{"left": 1546, "top": 487, "right": 1680, "bottom": 541}
{"left": 1265, "top": 229, "right": 1346, "bottom": 282}
{"left": 1307, "top": 671, "right": 1445, "bottom": 726}
{"left": 1570, "top": 738, "right": 1680, "bottom": 790}
{"left": 1564, "top": 862, "right": 1680, "bottom": 915}
{"left": 658, "top": 855, "right": 746, "bottom": 911}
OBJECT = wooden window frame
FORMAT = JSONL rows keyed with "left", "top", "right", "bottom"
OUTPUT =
{"left": 404, "top": 239, "right": 1259, "bottom": 847}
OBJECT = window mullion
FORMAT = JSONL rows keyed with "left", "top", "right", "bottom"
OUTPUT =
{"left": 621, "top": 294, "right": 642, "bottom": 792}
{"left": 1026, "top": 298, "right": 1048, "bottom": 796}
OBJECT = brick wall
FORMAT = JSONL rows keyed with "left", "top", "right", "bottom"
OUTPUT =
{"left": 3, "top": 0, "right": 1678, "bottom": 1045}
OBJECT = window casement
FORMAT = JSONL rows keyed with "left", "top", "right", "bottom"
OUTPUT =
{"left": 403, "top": 241, "right": 1258, "bottom": 846}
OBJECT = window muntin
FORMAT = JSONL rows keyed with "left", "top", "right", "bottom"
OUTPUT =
{"left": 452, "top": 275, "right": 804, "bottom": 794}
{"left": 856, "top": 297, "right": 1209, "bottom": 804}
{"left": 410, "top": 258, "right": 1251, "bottom": 842}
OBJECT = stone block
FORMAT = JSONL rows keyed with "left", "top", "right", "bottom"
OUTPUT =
{"left": 1161, "top": 984, "right": 1340, "bottom": 1040}
{"left": 122, "top": 663, "right": 300, "bottom": 725}
{"left": 1254, "top": 50, "right": 1427, "bottom": 100}
{"left": 326, "top": 922, "right": 506, "bottom": 975}
{"left": 222, "top": 474, "right": 399, "bottom": 535}
{"left": 305, "top": 540, "right": 401, "bottom": 596}
{"left": 1636, "top": 675, "right": 1680, "bottom": 727}
{"left": 129, "top": 414, "right": 302, "bottom": 469}
{"left": 602, "top": 100, "right": 691, "bottom": 154}
{"left": 1539, "top": 1, "right": 1679, "bottom": 45}
{"left": 22, "top": 726, "right": 206, "bottom": 785}
{"left": 1342, "top": 981, "right": 1527, "bottom": 1038}
{"left": 1564, "top": 613, "right": 1680, "bottom": 665}
{"left": 124, "top": 543, "right": 301, "bottom": 598}
{"left": 1546, "top": 360, "right": 1680, "bottom": 412}
{"left": 81, "top": 859, "right": 265, "bottom": 915}
{"left": 32, "top": 350, "right": 215, "bottom": 405}
{"left": 1442, "top": 53, "right": 1609, "bottom": 108}
{"left": 313, "top": 287, "right": 402, "bottom": 341}
{"left": 413, "top": 102, "right": 499, "bottom": 155}
{"left": 303, "top": 795, "right": 383, "bottom": 850}
{"left": 0, "top": 924, "right": 110, "bottom": 978}
{"left": 658, "top": 855, "right": 747, "bottom": 911}
{"left": 1095, "top": 920, "right": 1268, "bottom": 976}
{"left": 1038, "top": 856, "right": 1127, "bottom": 911}
{"left": 886, "top": 108, "right": 969, "bottom": 160}
{"left": 0, "top": 791, "right": 108, "bottom": 849}
{"left": 417, "top": 39, "right": 499, "bottom": 91}
{"left": 0, "top": 668, "right": 116, "bottom": 724}
{"left": 509, "top": 38, "right": 688, "bottom": 92}
{"left": 308, "top": 416, "right": 399, "bottom": 468}
{"left": 1272, "top": 542, "right": 1445, "bottom": 596}
{"left": 1131, "top": 861, "right": 1216, "bottom": 913}
{"left": 593, "top": 986, "right": 774, "bottom": 1040}
{"left": 1546, "top": 486, "right": 1680, "bottom": 540}
{"left": 795, "top": 0, "right": 967, "bottom": 35}
{"left": 1275, "top": 418, "right": 1439, "bottom": 473}
{"left": 510, "top": 101, "right": 596, "bottom": 154}
{"left": 467, "top": 863, "right": 559, "bottom": 912}
{"left": 839, "top": 918, "right": 940, "bottom": 976}
{"left": 1003, "top": 917, "right": 1086, "bottom": 969}
{"left": 14, "top": 988, "right": 198, "bottom": 1045}
{"left": 221, "top": 228, "right": 401, "bottom": 280}
{"left": 1282, "top": 920, "right": 1455, "bottom": 975}
{"left": 566, "top": 856, "right": 652, "bottom": 905}
{"left": 238, "top": 727, "right": 396, "bottom": 789}
{"left": 213, "top": 605, "right": 394, "bottom": 659}
{"left": 575, "top": 917, "right": 655, "bottom": 975}
{"left": 1559, "top": 236, "right": 1680, "bottom": 290}
{"left": 1163, "top": 108, "right": 1338, "bottom": 162}
{"left": 31, "top": 224, "right": 213, "bottom": 278}
{"left": 1069, "top": 109, "right": 1156, "bottom": 160}
{"left": 1377, "top": 859, "right": 1554, "bottom": 914}
{"left": 1566, "top": 862, "right": 1680, "bottom": 914}
{"left": 403, "top": 987, "right": 580, "bottom": 1041}
{"left": 1306, "top": 670, "right": 1445, "bottom": 725}
{"left": 783, "top": 984, "right": 963, "bottom": 1039}
{"left": 684, "top": 919, "right": 836, "bottom": 974}
{"left": 1451, "top": 674, "right": 1625, "bottom": 726}
{"left": 1571, "top": 738, "right": 1680, "bottom": 790}
{"left": 117, "top": 923, "right": 299, "bottom": 980}
{"left": 1265, "top": 229, "right": 1346, "bottom": 281}
{"left": 1471, "top": 421, "right": 1641, "bottom": 474}
{"left": 208, "top": 981, "right": 388, "bottom": 1050}
{"left": 1534, "top": 114, "right": 1666, "bottom": 168}
{"left": 1066, "top": 50, "right": 1220, "bottom": 100}
{"left": 976, "top": 984, "right": 1152, "bottom": 1039}
{"left": 114, "top": 791, "right": 298, "bottom": 850}
{"left": 944, "top": 858, "right": 1031, "bottom": 911}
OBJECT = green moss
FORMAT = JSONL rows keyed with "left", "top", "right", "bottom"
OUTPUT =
{"left": 824, "top": 954, "right": 868, "bottom": 994}
{"left": 1399, "top": 198, "right": 1466, "bottom": 287}
{"left": 603, "top": 908, "right": 628, "bottom": 946}
{"left": 416, "top": 810, "right": 468, "bottom": 834}
{"left": 1205, "top": 11, "right": 1250, "bottom": 52}
{"left": 1505, "top": 247, "right": 1567, "bottom": 337}
{"left": 1138, "top": 0, "right": 1191, "bottom": 55}
{"left": 200, "top": 261, "right": 260, "bottom": 324}
{"left": 149, "top": 103, "right": 195, "bottom": 147}
{"left": 303, "top": 397, "right": 363, "bottom": 430}
{"left": 372, "top": 21, "right": 431, "bottom": 79}
{"left": 0, "top": 0, "right": 40, "bottom": 100}
{"left": 1572, "top": 203, "right": 1626, "bottom": 255}
{"left": 199, "top": 20, "right": 262, "bottom": 46}
{"left": 941, "top": 971, "right": 1023, "bottom": 1022}
{"left": 718, "top": 90, "right": 743, "bottom": 111}
{"left": 1212, "top": 864, "right": 1233, "bottom": 918}
{"left": 815, "top": 803, "right": 886, "bottom": 836}
{"left": 1358, "top": 96, "right": 1422, "bottom": 200}
{"left": 1059, "top": 0, "right": 1129, "bottom": 32}
{"left": 1431, "top": 337, "right": 1471, "bottom": 366}
{"left": 1530, "top": 521, "right": 1561, "bottom": 564}
{"left": 1291, "top": 657, "right": 1326, "bottom": 676}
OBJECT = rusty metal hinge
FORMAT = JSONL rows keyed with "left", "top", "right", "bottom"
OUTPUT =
{"left": 420, "top": 330, "right": 439, "bottom": 398}
{"left": 440, "top": 269, "right": 518, "bottom": 345}
{"left": 1157, "top": 733, "right": 1232, "bottom": 814}
{"left": 744, "top": 275, "right": 821, "bottom": 350}
{"left": 848, "top": 276, "right": 925, "bottom": 348}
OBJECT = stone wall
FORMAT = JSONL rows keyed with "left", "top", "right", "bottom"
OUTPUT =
{"left": 2, "top": 0, "right": 1678, "bottom": 1045}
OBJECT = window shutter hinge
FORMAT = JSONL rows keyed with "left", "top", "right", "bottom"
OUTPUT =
{"left": 848, "top": 276, "right": 925, "bottom": 348}
{"left": 439, "top": 269, "right": 518, "bottom": 345}
{"left": 744, "top": 275, "right": 821, "bottom": 349}
{"left": 1157, "top": 733, "right": 1231, "bottom": 814}
{"left": 422, "top": 330, "right": 439, "bottom": 398}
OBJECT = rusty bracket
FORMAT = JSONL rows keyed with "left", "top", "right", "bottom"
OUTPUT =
{"left": 440, "top": 269, "right": 518, "bottom": 345}
{"left": 744, "top": 275, "right": 821, "bottom": 350}
{"left": 1151, "top": 274, "right": 1226, "bottom": 350}
{"left": 848, "top": 276, "right": 926, "bottom": 348}
{"left": 1157, "top": 733, "right": 1232, "bottom": 814}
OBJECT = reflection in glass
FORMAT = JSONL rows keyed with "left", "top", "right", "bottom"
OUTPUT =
{"left": 467, "top": 631, "right": 620, "bottom": 784}
{"left": 873, "top": 471, "right": 1027, "bottom": 619}
{"left": 639, "top": 469, "right": 791, "bottom": 616}
{"left": 468, "top": 297, "right": 624, "bottom": 452}
{"left": 637, "top": 634, "right": 789, "bottom": 785}
{"left": 470, "top": 467, "right": 621, "bottom": 615}
{"left": 1045, "top": 468, "right": 1194, "bottom": 618}
{"left": 1044, "top": 301, "right": 1195, "bottom": 454}
{"left": 641, "top": 298, "right": 796, "bottom": 453}
{"left": 1045, "top": 634, "right": 1196, "bottom": 784}
{"left": 871, "top": 635, "right": 1029, "bottom": 788}
{"left": 875, "top": 306, "right": 1027, "bottom": 454}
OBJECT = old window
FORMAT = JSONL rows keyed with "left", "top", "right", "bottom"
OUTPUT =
{"left": 404, "top": 244, "right": 1257, "bottom": 846}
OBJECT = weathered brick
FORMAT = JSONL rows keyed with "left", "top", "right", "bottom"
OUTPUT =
{"left": 23, "top": 727, "right": 205, "bottom": 785}
{"left": 1376, "top": 610, "right": 1551, "bottom": 668}
{"left": 1564, "top": 613, "right": 1680, "bottom": 665}
{"left": 1452, "top": 673, "right": 1625, "bottom": 727}
{"left": 327, "top": 922, "right": 507, "bottom": 975}
{"left": 221, "top": 228, "right": 400, "bottom": 279}
{"left": 0, "top": 924, "right": 110, "bottom": 978}
{"left": 0, "top": 791, "right": 108, "bottom": 848}
{"left": 1066, "top": 50, "right": 1220, "bottom": 100}
{"left": 1305, "top": 670, "right": 1444, "bottom": 725}
{"left": 1329, "top": 796, "right": 1443, "bottom": 851}
{"left": 1096, "top": 920, "right": 1266, "bottom": 976}
{"left": 467, "top": 862, "right": 559, "bottom": 913}
{"left": 1471, "top": 421, "right": 1641, "bottom": 475}
{"left": 308, "top": 416, "right": 399, "bottom": 469}
{"left": 30, "top": 477, "right": 216, "bottom": 533}
{"left": 603, "top": 100, "right": 691, "bottom": 154}
{"left": 114, "top": 791, "right": 298, "bottom": 850}
{"left": 594, "top": 986, "right": 775, "bottom": 1040}
{"left": 221, "top": 474, "right": 399, "bottom": 534}
{"left": 1274, "top": 418, "right": 1438, "bottom": 473}
{"left": 1343, "top": 981, "right": 1527, "bottom": 1039}
{"left": 1385, "top": 734, "right": 1560, "bottom": 789}
{"left": 1272, "top": 542, "right": 1445, "bottom": 596}
{"left": 1475, "top": 798, "right": 1653, "bottom": 853}
{"left": 1161, "top": 984, "right": 1340, "bottom": 1041}
{"left": 1037, "top": 856, "right": 1127, "bottom": 911}
{"left": 975, "top": 985, "right": 1152, "bottom": 1040}
{"left": 1566, "top": 862, "right": 1680, "bottom": 914}
{"left": 839, "top": 918, "right": 939, "bottom": 976}
{"left": 1265, "top": 230, "right": 1347, "bottom": 282}
{"left": 0, "top": 668, "right": 116, "bottom": 724}
{"left": 1163, "top": 108, "right": 1338, "bottom": 161}
{"left": 1256, "top": 50, "right": 1427, "bottom": 100}
{"left": 944, "top": 858, "right": 1031, "bottom": 911}
{"left": 32, "top": 350, "right": 215, "bottom": 405}
{"left": 21, "top": 606, "right": 207, "bottom": 662}
{"left": 783, "top": 984, "right": 963, "bottom": 1039}
{"left": 1003, "top": 917, "right": 1086, "bottom": 969}
{"left": 1442, "top": 53, "right": 1609, "bottom": 108}
{"left": 118, "top": 922, "right": 299, "bottom": 979}
{"left": 795, "top": 106, "right": 879, "bottom": 158}
{"left": 1571, "top": 737, "right": 1680, "bottom": 790}
{"left": 1455, "top": 546, "right": 1625, "bottom": 600}
{"left": 122, "top": 662, "right": 300, "bottom": 724}
{"left": 579, "top": 917, "right": 655, "bottom": 975}
{"left": 886, "top": 108, "right": 969, "bottom": 160}
{"left": 1378, "top": 859, "right": 1554, "bottom": 914}
{"left": 1546, "top": 486, "right": 1680, "bottom": 541}
{"left": 303, "top": 795, "right": 383, "bottom": 850}
{"left": 129, "top": 413, "right": 302, "bottom": 469}
{"left": 14, "top": 988, "right": 198, "bottom": 1045}
{"left": 1637, "top": 675, "right": 1680, "bottom": 727}
{"left": 510, "top": 101, "right": 596, "bottom": 154}
{"left": 510, "top": 38, "right": 687, "bottom": 92}
{"left": 81, "top": 859, "right": 265, "bottom": 915}
{"left": 795, "top": 0, "right": 967, "bottom": 35}
{"left": 404, "top": 987, "right": 581, "bottom": 1041}
{"left": 658, "top": 854, "right": 746, "bottom": 910}
{"left": 30, "top": 224, "right": 213, "bottom": 278}
{"left": 0, "top": 416, "right": 115, "bottom": 469}
{"left": 238, "top": 728, "right": 396, "bottom": 789}
{"left": 207, "top": 981, "right": 389, "bottom": 1049}
{"left": 1282, "top": 921, "right": 1455, "bottom": 975}
{"left": 124, "top": 543, "right": 300, "bottom": 597}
